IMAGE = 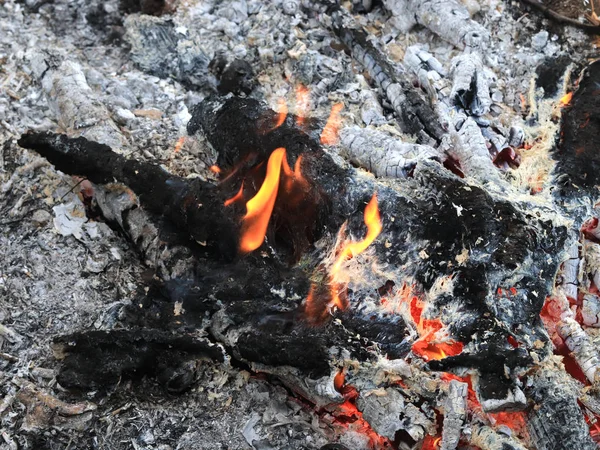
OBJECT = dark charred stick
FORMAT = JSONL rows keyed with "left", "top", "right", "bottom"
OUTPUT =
{"left": 18, "top": 131, "right": 239, "bottom": 260}
{"left": 303, "top": 1, "right": 446, "bottom": 144}
{"left": 52, "top": 329, "right": 226, "bottom": 393}
{"left": 518, "top": 0, "right": 600, "bottom": 34}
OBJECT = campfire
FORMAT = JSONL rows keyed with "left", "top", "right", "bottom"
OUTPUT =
{"left": 2, "top": 0, "right": 600, "bottom": 449}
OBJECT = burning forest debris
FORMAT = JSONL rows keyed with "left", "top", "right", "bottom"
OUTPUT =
{"left": 3, "top": 0, "right": 600, "bottom": 449}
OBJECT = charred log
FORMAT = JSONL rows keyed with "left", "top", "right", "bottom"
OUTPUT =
{"left": 554, "top": 60, "right": 600, "bottom": 198}
{"left": 303, "top": 1, "right": 446, "bottom": 143}
{"left": 52, "top": 329, "right": 226, "bottom": 393}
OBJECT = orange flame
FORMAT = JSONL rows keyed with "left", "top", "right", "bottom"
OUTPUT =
{"left": 295, "top": 85, "right": 310, "bottom": 127}
{"left": 173, "top": 136, "right": 185, "bottom": 154}
{"left": 274, "top": 98, "right": 288, "bottom": 129}
{"left": 224, "top": 182, "right": 245, "bottom": 207}
{"left": 560, "top": 92, "right": 573, "bottom": 106}
{"left": 320, "top": 103, "right": 344, "bottom": 145}
{"left": 210, "top": 165, "right": 222, "bottom": 174}
{"left": 239, "top": 148, "right": 286, "bottom": 253}
{"left": 331, "top": 193, "right": 382, "bottom": 276}
{"left": 306, "top": 194, "right": 382, "bottom": 322}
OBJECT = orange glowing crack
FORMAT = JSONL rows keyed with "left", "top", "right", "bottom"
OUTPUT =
{"left": 210, "top": 165, "right": 221, "bottom": 174}
{"left": 331, "top": 193, "right": 382, "bottom": 275}
{"left": 239, "top": 148, "right": 286, "bottom": 253}
{"left": 320, "top": 103, "right": 344, "bottom": 145}
{"left": 224, "top": 182, "right": 245, "bottom": 207}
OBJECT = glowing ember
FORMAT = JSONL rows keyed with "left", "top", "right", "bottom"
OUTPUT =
{"left": 210, "top": 165, "right": 222, "bottom": 174}
{"left": 320, "top": 103, "right": 344, "bottom": 145}
{"left": 332, "top": 376, "right": 392, "bottom": 449}
{"left": 560, "top": 92, "right": 573, "bottom": 106}
{"left": 173, "top": 136, "right": 185, "bottom": 153}
{"left": 239, "top": 148, "right": 286, "bottom": 253}
{"left": 488, "top": 411, "right": 528, "bottom": 437}
{"left": 224, "top": 182, "right": 245, "bottom": 207}
{"left": 420, "top": 435, "right": 441, "bottom": 450}
{"left": 295, "top": 84, "right": 310, "bottom": 127}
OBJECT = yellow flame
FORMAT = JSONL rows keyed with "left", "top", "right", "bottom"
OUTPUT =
{"left": 239, "top": 148, "right": 286, "bottom": 253}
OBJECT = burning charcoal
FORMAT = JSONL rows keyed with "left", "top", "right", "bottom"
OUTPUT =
{"left": 383, "top": 0, "right": 490, "bottom": 50}
{"left": 440, "top": 380, "right": 467, "bottom": 450}
{"left": 340, "top": 126, "right": 440, "bottom": 178}
{"left": 52, "top": 330, "right": 226, "bottom": 391}
{"left": 527, "top": 365, "right": 597, "bottom": 450}
{"left": 450, "top": 54, "right": 492, "bottom": 116}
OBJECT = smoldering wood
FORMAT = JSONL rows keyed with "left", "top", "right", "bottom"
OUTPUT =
{"left": 442, "top": 117, "right": 498, "bottom": 182}
{"left": 188, "top": 94, "right": 568, "bottom": 406}
{"left": 556, "top": 316, "right": 600, "bottom": 383}
{"left": 469, "top": 423, "right": 528, "bottom": 450}
{"left": 581, "top": 294, "right": 600, "bottom": 327}
{"left": 305, "top": 1, "right": 447, "bottom": 144}
{"left": 383, "top": 0, "right": 490, "bottom": 50}
{"left": 554, "top": 60, "right": 600, "bottom": 197}
{"left": 339, "top": 126, "right": 440, "bottom": 178}
{"left": 557, "top": 242, "right": 579, "bottom": 301}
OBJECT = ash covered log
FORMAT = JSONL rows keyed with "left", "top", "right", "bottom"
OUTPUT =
{"left": 340, "top": 126, "right": 440, "bottom": 178}
{"left": 526, "top": 364, "right": 597, "bottom": 450}
{"left": 383, "top": 0, "right": 490, "bottom": 50}
{"left": 303, "top": 1, "right": 447, "bottom": 144}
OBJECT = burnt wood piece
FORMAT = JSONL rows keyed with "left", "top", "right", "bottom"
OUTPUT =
{"left": 17, "top": 131, "right": 239, "bottom": 260}
{"left": 52, "top": 329, "right": 226, "bottom": 393}
{"left": 553, "top": 60, "right": 600, "bottom": 199}
{"left": 526, "top": 366, "right": 597, "bottom": 450}
{"left": 302, "top": 1, "right": 446, "bottom": 143}
{"left": 189, "top": 95, "right": 569, "bottom": 406}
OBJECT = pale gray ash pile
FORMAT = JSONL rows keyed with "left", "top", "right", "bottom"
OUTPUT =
{"left": 2, "top": 0, "right": 600, "bottom": 449}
